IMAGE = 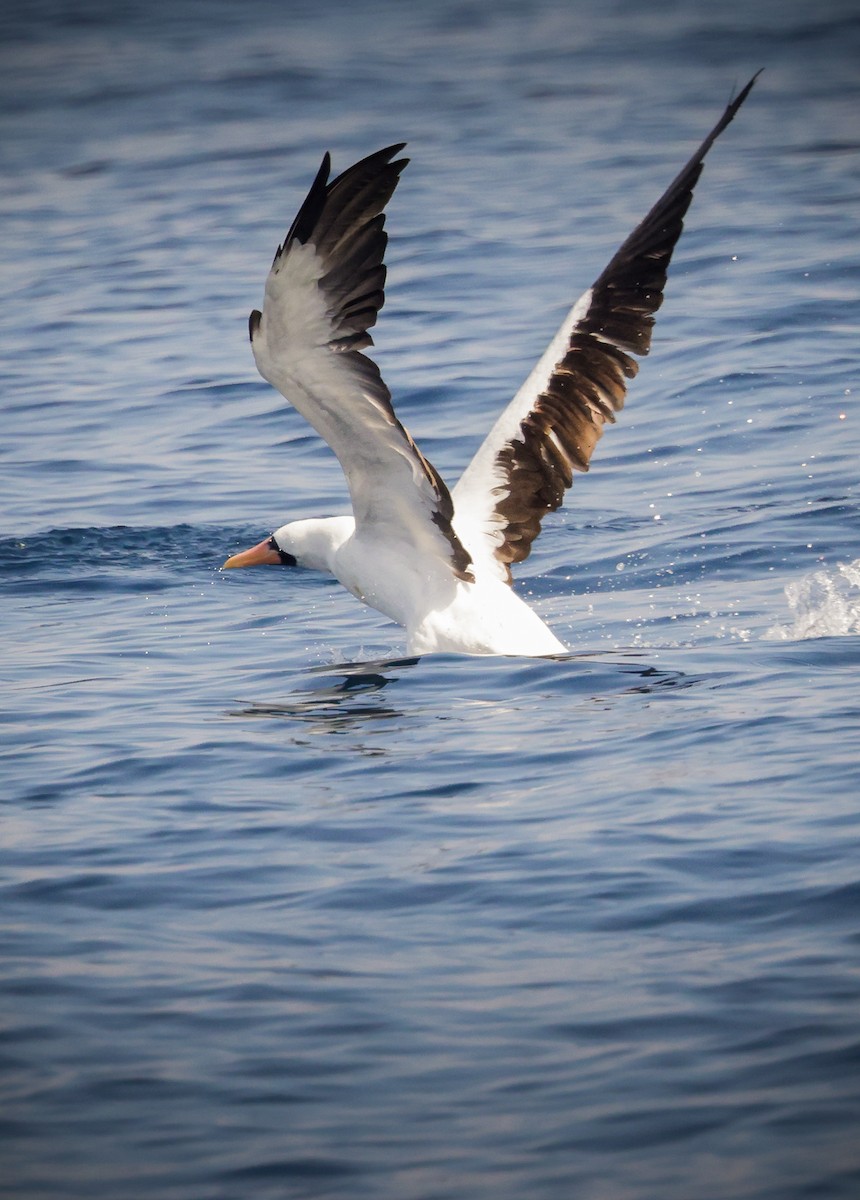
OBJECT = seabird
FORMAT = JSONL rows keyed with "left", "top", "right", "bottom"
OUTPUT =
{"left": 224, "top": 75, "right": 759, "bottom": 656}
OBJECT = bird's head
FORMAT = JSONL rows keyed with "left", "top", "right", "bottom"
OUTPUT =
{"left": 222, "top": 517, "right": 352, "bottom": 574}
{"left": 222, "top": 525, "right": 298, "bottom": 570}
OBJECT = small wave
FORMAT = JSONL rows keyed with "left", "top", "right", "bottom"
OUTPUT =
{"left": 0, "top": 524, "right": 262, "bottom": 600}
{"left": 767, "top": 558, "right": 860, "bottom": 640}
{"left": 0, "top": 524, "right": 256, "bottom": 573}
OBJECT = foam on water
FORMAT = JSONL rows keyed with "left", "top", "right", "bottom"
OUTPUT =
{"left": 767, "top": 557, "right": 860, "bottom": 640}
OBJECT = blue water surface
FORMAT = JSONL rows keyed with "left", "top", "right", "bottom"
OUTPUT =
{"left": 2, "top": 1, "right": 860, "bottom": 1198}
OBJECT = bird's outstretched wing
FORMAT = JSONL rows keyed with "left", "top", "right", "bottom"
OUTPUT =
{"left": 250, "top": 144, "right": 473, "bottom": 581}
{"left": 453, "top": 73, "right": 760, "bottom": 582}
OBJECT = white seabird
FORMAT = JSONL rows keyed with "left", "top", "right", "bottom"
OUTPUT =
{"left": 224, "top": 75, "right": 759, "bottom": 656}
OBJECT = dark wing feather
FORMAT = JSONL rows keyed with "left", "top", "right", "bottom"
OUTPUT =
{"left": 453, "top": 73, "right": 760, "bottom": 582}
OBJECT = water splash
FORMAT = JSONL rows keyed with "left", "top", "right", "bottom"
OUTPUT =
{"left": 768, "top": 559, "right": 860, "bottom": 640}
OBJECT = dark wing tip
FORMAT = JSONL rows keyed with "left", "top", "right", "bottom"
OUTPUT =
{"left": 694, "top": 69, "right": 762, "bottom": 162}
{"left": 728, "top": 70, "right": 763, "bottom": 118}
{"left": 280, "top": 144, "right": 408, "bottom": 257}
{"left": 282, "top": 151, "right": 332, "bottom": 250}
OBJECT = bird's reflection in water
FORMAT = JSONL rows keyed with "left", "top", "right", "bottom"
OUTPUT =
{"left": 227, "top": 651, "right": 699, "bottom": 741}
{"left": 228, "top": 657, "right": 420, "bottom": 734}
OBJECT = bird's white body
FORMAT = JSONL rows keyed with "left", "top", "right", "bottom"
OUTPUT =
{"left": 224, "top": 78, "right": 758, "bottom": 656}
{"left": 272, "top": 515, "right": 566, "bottom": 655}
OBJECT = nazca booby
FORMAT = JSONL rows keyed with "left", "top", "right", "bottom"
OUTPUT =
{"left": 224, "top": 76, "right": 759, "bottom": 656}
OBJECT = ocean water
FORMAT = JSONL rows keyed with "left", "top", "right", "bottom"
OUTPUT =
{"left": 2, "top": 1, "right": 860, "bottom": 1197}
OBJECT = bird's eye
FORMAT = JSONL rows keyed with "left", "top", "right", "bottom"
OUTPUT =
{"left": 268, "top": 535, "right": 297, "bottom": 566}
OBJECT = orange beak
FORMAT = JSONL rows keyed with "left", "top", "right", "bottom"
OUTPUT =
{"left": 222, "top": 538, "right": 283, "bottom": 569}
